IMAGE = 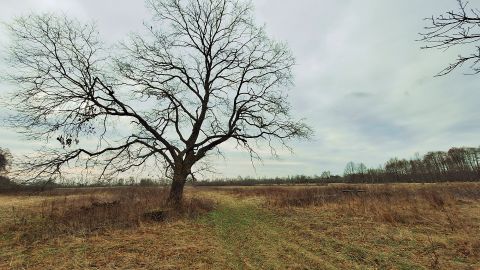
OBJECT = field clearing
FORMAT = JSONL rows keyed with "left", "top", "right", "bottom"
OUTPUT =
{"left": 1, "top": 183, "right": 480, "bottom": 269}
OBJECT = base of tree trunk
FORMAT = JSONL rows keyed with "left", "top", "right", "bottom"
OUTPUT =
{"left": 167, "top": 179, "right": 186, "bottom": 207}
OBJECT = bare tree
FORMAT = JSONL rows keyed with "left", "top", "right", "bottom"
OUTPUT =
{"left": 420, "top": 0, "right": 480, "bottom": 76}
{"left": 344, "top": 161, "right": 356, "bottom": 181}
{"left": 320, "top": 171, "right": 331, "bottom": 180}
{"left": 4, "top": 0, "right": 311, "bottom": 205}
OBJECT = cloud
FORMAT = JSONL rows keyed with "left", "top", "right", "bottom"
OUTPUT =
{"left": 0, "top": 0, "right": 479, "bottom": 178}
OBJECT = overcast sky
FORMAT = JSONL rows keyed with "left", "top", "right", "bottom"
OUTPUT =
{"left": 0, "top": 0, "right": 479, "bottom": 178}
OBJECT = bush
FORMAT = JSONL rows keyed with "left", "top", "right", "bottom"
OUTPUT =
{"left": 0, "top": 175, "right": 15, "bottom": 188}
{"left": 139, "top": 178, "right": 158, "bottom": 186}
{"left": 0, "top": 148, "right": 12, "bottom": 173}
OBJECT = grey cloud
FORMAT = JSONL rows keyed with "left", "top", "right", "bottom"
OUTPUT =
{"left": 0, "top": 0, "right": 479, "bottom": 177}
{"left": 348, "top": 92, "right": 372, "bottom": 98}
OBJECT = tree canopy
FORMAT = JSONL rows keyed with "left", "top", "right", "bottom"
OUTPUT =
{"left": 4, "top": 0, "right": 311, "bottom": 204}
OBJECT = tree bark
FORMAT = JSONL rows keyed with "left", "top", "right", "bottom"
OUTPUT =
{"left": 168, "top": 177, "right": 186, "bottom": 207}
{"left": 167, "top": 163, "right": 191, "bottom": 207}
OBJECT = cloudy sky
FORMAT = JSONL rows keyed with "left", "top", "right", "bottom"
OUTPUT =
{"left": 0, "top": 0, "right": 479, "bottom": 178}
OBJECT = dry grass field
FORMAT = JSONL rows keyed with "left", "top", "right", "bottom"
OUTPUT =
{"left": 1, "top": 183, "right": 480, "bottom": 269}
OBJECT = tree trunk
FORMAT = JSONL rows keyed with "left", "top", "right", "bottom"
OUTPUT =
{"left": 168, "top": 177, "right": 186, "bottom": 207}
{"left": 167, "top": 163, "right": 191, "bottom": 207}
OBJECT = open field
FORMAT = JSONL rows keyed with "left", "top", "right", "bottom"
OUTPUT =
{"left": 1, "top": 183, "right": 480, "bottom": 269}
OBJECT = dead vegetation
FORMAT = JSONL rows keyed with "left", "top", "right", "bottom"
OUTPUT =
{"left": 223, "top": 183, "right": 480, "bottom": 269}
{"left": 5, "top": 187, "right": 216, "bottom": 241}
{"left": 1, "top": 183, "right": 480, "bottom": 269}
{"left": 226, "top": 183, "right": 480, "bottom": 226}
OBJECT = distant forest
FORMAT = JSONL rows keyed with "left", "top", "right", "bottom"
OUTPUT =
{"left": 196, "top": 146, "right": 480, "bottom": 186}
{"left": 1, "top": 146, "right": 480, "bottom": 190}
{"left": 341, "top": 146, "right": 480, "bottom": 183}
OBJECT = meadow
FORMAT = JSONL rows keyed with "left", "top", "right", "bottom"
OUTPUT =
{"left": 1, "top": 183, "right": 479, "bottom": 269}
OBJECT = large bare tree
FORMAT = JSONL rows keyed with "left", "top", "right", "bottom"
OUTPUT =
{"left": 420, "top": 0, "right": 480, "bottom": 76}
{"left": 4, "top": 0, "right": 311, "bottom": 205}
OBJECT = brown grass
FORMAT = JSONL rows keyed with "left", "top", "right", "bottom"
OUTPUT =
{"left": 217, "top": 183, "right": 480, "bottom": 269}
{"left": 6, "top": 187, "right": 216, "bottom": 241}
{"left": 226, "top": 183, "right": 480, "bottom": 226}
{"left": 1, "top": 184, "right": 479, "bottom": 269}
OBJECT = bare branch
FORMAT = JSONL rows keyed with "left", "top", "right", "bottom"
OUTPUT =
{"left": 420, "top": 0, "right": 480, "bottom": 76}
{"left": 4, "top": 0, "right": 311, "bottom": 203}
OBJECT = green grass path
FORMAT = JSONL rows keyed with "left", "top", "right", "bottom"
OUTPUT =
{"left": 205, "top": 195, "right": 342, "bottom": 269}
{"left": 204, "top": 193, "right": 425, "bottom": 270}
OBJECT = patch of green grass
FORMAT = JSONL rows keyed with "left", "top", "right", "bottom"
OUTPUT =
{"left": 202, "top": 192, "right": 435, "bottom": 269}
{"left": 207, "top": 199, "right": 284, "bottom": 269}
{"left": 205, "top": 196, "right": 345, "bottom": 269}
{"left": 397, "top": 262, "right": 425, "bottom": 270}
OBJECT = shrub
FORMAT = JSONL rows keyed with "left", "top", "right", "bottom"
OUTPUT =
{"left": 0, "top": 148, "right": 11, "bottom": 173}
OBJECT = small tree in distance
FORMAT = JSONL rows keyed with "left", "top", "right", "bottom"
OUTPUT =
{"left": 420, "top": 0, "right": 480, "bottom": 76}
{"left": 0, "top": 148, "right": 13, "bottom": 187}
{"left": 0, "top": 148, "right": 12, "bottom": 174}
{"left": 4, "top": 0, "right": 311, "bottom": 205}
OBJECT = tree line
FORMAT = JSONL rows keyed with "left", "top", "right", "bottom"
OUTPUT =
{"left": 2, "top": 146, "right": 479, "bottom": 190}
{"left": 197, "top": 146, "right": 480, "bottom": 185}
{"left": 344, "top": 147, "right": 480, "bottom": 183}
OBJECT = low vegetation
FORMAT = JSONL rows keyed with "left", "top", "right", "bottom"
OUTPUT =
{"left": 226, "top": 183, "right": 480, "bottom": 233}
{"left": 1, "top": 183, "right": 479, "bottom": 269}
{"left": 4, "top": 187, "right": 216, "bottom": 241}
